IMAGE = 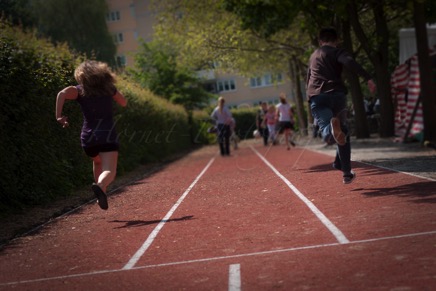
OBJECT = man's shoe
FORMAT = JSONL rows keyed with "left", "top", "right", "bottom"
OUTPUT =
{"left": 343, "top": 171, "right": 356, "bottom": 184}
{"left": 92, "top": 183, "right": 108, "bottom": 210}
{"left": 330, "top": 117, "right": 346, "bottom": 146}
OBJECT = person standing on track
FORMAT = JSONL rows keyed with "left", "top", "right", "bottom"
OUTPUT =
{"left": 211, "top": 96, "right": 233, "bottom": 156}
{"left": 229, "top": 117, "right": 239, "bottom": 150}
{"left": 264, "top": 104, "right": 278, "bottom": 145}
{"left": 256, "top": 102, "right": 269, "bottom": 146}
{"left": 306, "top": 27, "right": 376, "bottom": 184}
{"left": 55, "top": 60, "right": 128, "bottom": 210}
{"left": 276, "top": 93, "right": 295, "bottom": 150}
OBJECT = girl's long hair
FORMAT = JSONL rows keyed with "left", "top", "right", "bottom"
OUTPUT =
{"left": 74, "top": 60, "right": 116, "bottom": 97}
{"left": 279, "top": 92, "right": 287, "bottom": 104}
{"left": 218, "top": 96, "right": 225, "bottom": 113}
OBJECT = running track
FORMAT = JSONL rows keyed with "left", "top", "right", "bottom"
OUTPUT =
{"left": 0, "top": 141, "right": 435, "bottom": 290}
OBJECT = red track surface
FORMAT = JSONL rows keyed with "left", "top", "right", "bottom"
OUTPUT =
{"left": 1, "top": 141, "right": 435, "bottom": 290}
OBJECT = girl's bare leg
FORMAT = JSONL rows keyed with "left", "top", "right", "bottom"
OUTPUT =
{"left": 92, "top": 155, "right": 102, "bottom": 184}
{"left": 96, "top": 151, "right": 118, "bottom": 192}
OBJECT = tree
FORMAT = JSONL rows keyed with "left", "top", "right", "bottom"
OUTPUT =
{"left": 29, "top": 0, "right": 116, "bottom": 65}
{"left": 129, "top": 40, "right": 214, "bottom": 111}
{"left": 219, "top": 0, "right": 374, "bottom": 137}
{"left": 0, "top": 0, "right": 35, "bottom": 28}
{"left": 413, "top": 0, "right": 436, "bottom": 142}
{"left": 347, "top": 0, "right": 436, "bottom": 141}
{"left": 344, "top": 0, "right": 395, "bottom": 137}
{"left": 341, "top": 19, "right": 370, "bottom": 138}
{"left": 153, "top": 0, "right": 312, "bottom": 134}
{"left": 222, "top": 0, "right": 421, "bottom": 138}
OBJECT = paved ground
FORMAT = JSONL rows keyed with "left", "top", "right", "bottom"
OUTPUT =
{"left": 301, "top": 136, "right": 436, "bottom": 181}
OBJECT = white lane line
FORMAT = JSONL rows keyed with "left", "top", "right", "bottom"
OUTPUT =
{"left": 128, "top": 230, "right": 436, "bottom": 268}
{"left": 2, "top": 230, "right": 435, "bottom": 287}
{"left": 122, "top": 157, "right": 216, "bottom": 270}
{"left": 228, "top": 264, "right": 241, "bottom": 291}
{"left": 250, "top": 146, "right": 350, "bottom": 244}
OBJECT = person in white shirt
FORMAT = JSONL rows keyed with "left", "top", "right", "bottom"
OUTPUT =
{"left": 276, "top": 93, "right": 295, "bottom": 150}
{"left": 211, "top": 96, "right": 233, "bottom": 156}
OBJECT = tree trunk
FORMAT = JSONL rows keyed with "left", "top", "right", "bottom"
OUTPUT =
{"left": 341, "top": 20, "right": 370, "bottom": 138}
{"left": 413, "top": 0, "right": 436, "bottom": 142}
{"left": 288, "top": 57, "right": 308, "bottom": 135}
{"left": 347, "top": 0, "right": 395, "bottom": 137}
{"left": 372, "top": 0, "right": 395, "bottom": 137}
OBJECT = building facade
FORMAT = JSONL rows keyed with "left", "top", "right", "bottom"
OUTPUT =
{"left": 105, "top": 0, "right": 294, "bottom": 108}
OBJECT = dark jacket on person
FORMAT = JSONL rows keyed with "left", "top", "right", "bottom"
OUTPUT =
{"left": 306, "top": 45, "right": 372, "bottom": 99}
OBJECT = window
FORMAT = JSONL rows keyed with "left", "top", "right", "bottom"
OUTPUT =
{"left": 116, "top": 55, "right": 127, "bottom": 67}
{"left": 113, "top": 33, "right": 124, "bottom": 44}
{"left": 129, "top": 4, "right": 135, "bottom": 17}
{"left": 106, "top": 11, "right": 120, "bottom": 22}
{"left": 216, "top": 79, "right": 236, "bottom": 92}
{"left": 264, "top": 74, "right": 272, "bottom": 85}
{"left": 250, "top": 77, "right": 261, "bottom": 87}
{"left": 250, "top": 73, "right": 283, "bottom": 88}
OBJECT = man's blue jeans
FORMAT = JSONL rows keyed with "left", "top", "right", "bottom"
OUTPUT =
{"left": 309, "top": 92, "right": 351, "bottom": 174}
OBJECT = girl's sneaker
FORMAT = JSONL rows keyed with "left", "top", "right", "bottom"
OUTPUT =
{"left": 92, "top": 183, "right": 108, "bottom": 210}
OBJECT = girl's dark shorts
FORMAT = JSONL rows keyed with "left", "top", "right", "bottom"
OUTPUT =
{"left": 83, "top": 143, "right": 119, "bottom": 158}
{"left": 277, "top": 121, "right": 294, "bottom": 133}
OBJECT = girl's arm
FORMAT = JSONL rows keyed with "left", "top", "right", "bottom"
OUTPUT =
{"left": 211, "top": 108, "right": 217, "bottom": 120}
{"left": 113, "top": 90, "right": 128, "bottom": 107}
{"left": 55, "top": 86, "right": 78, "bottom": 128}
{"left": 225, "top": 107, "right": 233, "bottom": 124}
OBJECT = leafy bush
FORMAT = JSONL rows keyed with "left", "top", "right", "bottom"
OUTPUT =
{"left": 231, "top": 107, "right": 259, "bottom": 139}
{"left": 114, "top": 78, "right": 191, "bottom": 173}
{"left": 200, "top": 105, "right": 259, "bottom": 143}
{"left": 0, "top": 21, "right": 87, "bottom": 210}
{"left": 190, "top": 110, "right": 214, "bottom": 144}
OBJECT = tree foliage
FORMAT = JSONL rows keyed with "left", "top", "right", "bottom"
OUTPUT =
{"left": 153, "top": 0, "right": 312, "bottom": 132}
{"left": 0, "top": 0, "right": 35, "bottom": 28}
{"left": 153, "top": 0, "right": 309, "bottom": 75}
{"left": 129, "top": 40, "right": 214, "bottom": 110}
{"left": 153, "top": 0, "right": 436, "bottom": 139}
{"left": 28, "top": 0, "right": 116, "bottom": 65}
{"left": 222, "top": 0, "right": 301, "bottom": 39}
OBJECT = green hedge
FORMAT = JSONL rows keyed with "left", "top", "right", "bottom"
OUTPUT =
{"left": 0, "top": 21, "right": 85, "bottom": 209}
{"left": 190, "top": 110, "right": 214, "bottom": 144}
{"left": 0, "top": 21, "right": 203, "bottom": 212}
{"left": 231, "top": 107, "right": 259, "bottom": 139}
{"left": 114, "top": 79, "right": 191, "bottom": 173}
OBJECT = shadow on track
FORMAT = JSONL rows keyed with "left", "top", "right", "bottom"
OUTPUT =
{"left": 354, "top": 181, "right": 436, "bottom": 204}
{"left": 110, "top": 215, "right": 194, "bottom": 229}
